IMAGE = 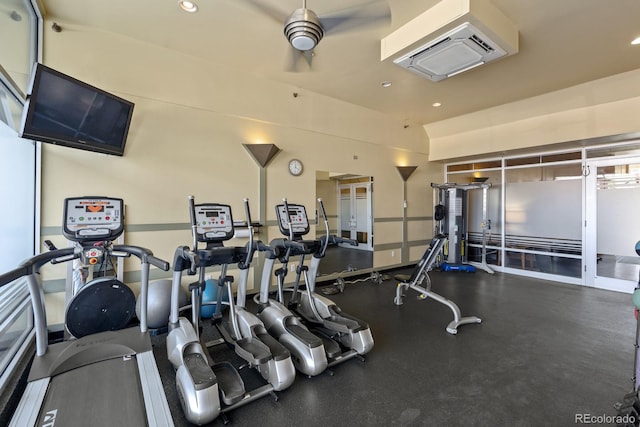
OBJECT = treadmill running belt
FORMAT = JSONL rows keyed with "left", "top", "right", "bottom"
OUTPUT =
{"left": 37, "top": 356, "right": 148, "bottom": 427}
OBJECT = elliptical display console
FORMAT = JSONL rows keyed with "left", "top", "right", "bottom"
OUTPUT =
{"left": 193, "top": 204, "right": 234, "bottom": 242}
{"left": 63, "top": 197, "right": 124, "bottom": 242}
{"left": 275, "top": 203, "right": 309, "bottom": 237}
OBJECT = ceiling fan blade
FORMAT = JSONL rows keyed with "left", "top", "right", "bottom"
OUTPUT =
{"left": 320, "top": 0, "right": 391, "bottom": 35}
{"left": 285, "top": 46, "right": 304, "bottom": 72}
{"left": 242, "top": 0, "right": 289, "bottom": 25}
{"left": 302, "top": 49, "right": 315, "bottom": 68}
{"left": 284, "top": 46, "right": 316, "bottom": 72}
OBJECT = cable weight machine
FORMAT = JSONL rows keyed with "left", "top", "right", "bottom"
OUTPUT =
{"left": 431, "top": 182, "right": 494, "bottom": 274}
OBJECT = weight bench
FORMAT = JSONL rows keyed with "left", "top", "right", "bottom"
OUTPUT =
{"left": 393, "top": 234, "right": 482, "bottom": 334}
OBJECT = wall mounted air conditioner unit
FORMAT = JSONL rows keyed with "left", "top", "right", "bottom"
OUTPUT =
{"left": 393, "top": 22, "right": 506, "bottom": 82}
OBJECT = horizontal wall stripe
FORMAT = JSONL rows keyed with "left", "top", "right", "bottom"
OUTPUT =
{"left": 41, "top": 223, "right": 190, "bottom": 236}
{"left": 375, "top": 217, "right": 403, "bottom": 223}
{"left": 408, "top": 239, "right": 430, "bottom": 247}
{"left": 377, "top": 217, "right": 432, "bottom": 222}
{"left": 374, "top": 242, "right": 402, "bottom": 251}
{"left": 40, "top": 226, "right": 62, "bottom": 236}
{"left": 41, "top": 217, "right": 430, "bottom": 236}
{"left": 43, "top": 279, "right": 65, "bottom": 293}
{"left": 126, "top": 223, "right": 189, "bottom": 232}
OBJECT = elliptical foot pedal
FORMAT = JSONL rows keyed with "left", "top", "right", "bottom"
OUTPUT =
{"left": 285, "top": 323, "right": 323, "bottom": 349}
{"left": 184, "top": 350, "right": 217, "bottom": 389}
{"left": 212, "top": 362, "right": 245, "bottom": 405}
{"left": 317, "top": 334, "right": 341, "bottom": 359}
{"left": 235, "top": 337, "right": 272, "bottom": 366}
{"left": 256, "top": 332, "right": 291, "bottom": 361}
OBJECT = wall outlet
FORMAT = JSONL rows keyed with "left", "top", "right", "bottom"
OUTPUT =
{"left": 391, "top": 250, "right": 395, "bottom": 257}
{"left": 290, "top": 264, "right": 296, "bottom": 272}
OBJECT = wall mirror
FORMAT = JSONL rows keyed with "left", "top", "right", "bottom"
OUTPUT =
{"left": 316, "top": 171, "right": 373, "bottom": 277}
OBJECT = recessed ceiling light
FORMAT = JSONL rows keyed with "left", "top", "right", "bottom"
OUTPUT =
{"left": 179, "top": 1, "right": 198, "bottom": 13}
{"left": 381, "top": 81, "right": 392, "bottom": 88}
{"left": 432, "top": 102, "right": 442, "bottom": 107}
{"left": 632, "top": 36, "right": 640, "bottom": 45}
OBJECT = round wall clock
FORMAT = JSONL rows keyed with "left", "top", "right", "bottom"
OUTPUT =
{"left": 288, "top": 159, "right": 303, "bottom": 176}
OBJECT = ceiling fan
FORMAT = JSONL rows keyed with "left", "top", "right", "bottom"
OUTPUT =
{"left": 245, "top": 0, "right": 391, "bottom": 70}
{"left": 284, "top": 1, "right": 324, "bottom": 52}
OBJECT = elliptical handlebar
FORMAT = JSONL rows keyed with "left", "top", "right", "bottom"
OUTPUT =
{"left": 239, "top": 198, "right": 256, "bottom": 269}
{"left": 317, "top": 198, "right": 330, "bottom": 257}
{"left": 282, "top": 198, "right": 295, "bottom": 242}
{"left": 275, "top": 238, "right": 307, "bottom": 252}
{"left": 172, "top": 245, "right": 200, "bottom": 274}
{"left": 188, "top": 195, "right": 198, "bottom": 252}
{"left": 257, "top": 241, "right": 274, "bottom": 254}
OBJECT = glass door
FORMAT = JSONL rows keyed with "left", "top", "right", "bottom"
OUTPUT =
{"left": 338, "top": 181, "right": 373, "bottom": 250}
{"left": 585, "top": 156, "right": 640, "bottom": 292}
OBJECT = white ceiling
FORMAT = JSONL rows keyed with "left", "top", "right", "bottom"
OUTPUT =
{"left": 40, "top": 0, "right": 640, "bottom": 126}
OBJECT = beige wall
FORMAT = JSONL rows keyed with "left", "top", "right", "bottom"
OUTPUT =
{"left": 425, "top": 69, "right": 640, "bottom": 161}
{"left": 39, "top": 21, "right": 437, "bottom": 323}
{"left": 32, "top": 18, "right": 640, "bottom": 324}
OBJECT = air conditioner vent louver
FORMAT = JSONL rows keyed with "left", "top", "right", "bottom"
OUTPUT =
{"left": 469, "top": 34, "right": 493, "bottom": 53}
{"left": 420, "top": 37, "right": 452, "bottom": 55}
{"left": 393, "top": 22, "right": 508, "bottom": 82}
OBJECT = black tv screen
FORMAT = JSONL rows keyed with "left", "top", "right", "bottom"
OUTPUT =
{"left": 20, "top": 63, "right": 134, "bottom": 156}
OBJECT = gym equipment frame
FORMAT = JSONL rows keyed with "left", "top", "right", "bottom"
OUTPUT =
{"left": 394, "top": 235, "right": 482, "bottom": 334}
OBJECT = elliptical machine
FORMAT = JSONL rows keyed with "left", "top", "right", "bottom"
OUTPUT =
{"left": 255, "top": 201, "right": 329, "bottom": 377}
{"left": 274, "top": 199, "right": 374, "bottom": 364}
{"left": 214, "top": 200, "right": 296, "bottom": 392}
{"left": 167, "top": 196, "right": 291, "bottom": 425}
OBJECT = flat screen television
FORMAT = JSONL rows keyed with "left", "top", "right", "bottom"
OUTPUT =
{"left": 20, "top": 63, "right": 134, "bottom": 156}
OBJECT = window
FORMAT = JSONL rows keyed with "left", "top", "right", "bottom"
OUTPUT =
{"left": 0, "top": 0, "right": 41, "bottom": 393}
{"left": 446, "top": 151, "right": 584, "bottom": 280}
{"left": 504, "top": 163, "right": 582, "bottom": 278}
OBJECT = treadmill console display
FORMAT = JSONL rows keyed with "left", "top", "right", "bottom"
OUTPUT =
{"left": 63, "top": 197, "right": 124, "bottom": 242}
{"left": 276, "top": 203, "right": 310, "bottom": 237}
{"left": 194, "top": 204, "right": 234, "bottom": 242}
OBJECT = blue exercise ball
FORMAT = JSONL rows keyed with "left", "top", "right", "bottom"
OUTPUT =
{"left": 201, "top": 278, "right": 229, "bottom": 318}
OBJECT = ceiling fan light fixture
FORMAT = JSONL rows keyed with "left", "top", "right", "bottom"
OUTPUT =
{"left": 178, "top": 1, "right": 198, "bottom": 13}
{"left": 284, "top": 8, "right": 324, "bottom": 51}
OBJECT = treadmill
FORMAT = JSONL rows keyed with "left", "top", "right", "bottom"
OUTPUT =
{"left": 1, "top": 196, "right": 174, "bottom": 426}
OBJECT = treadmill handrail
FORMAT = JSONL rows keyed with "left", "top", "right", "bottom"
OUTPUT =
{"left": 112, "top": 244, "right": 170, "bottom": 271}
{"left": 2, "top": 244, "right": 170, "bottom": 356}
{"left": 0, "top": 248, "right": 77, "bottom": 287}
